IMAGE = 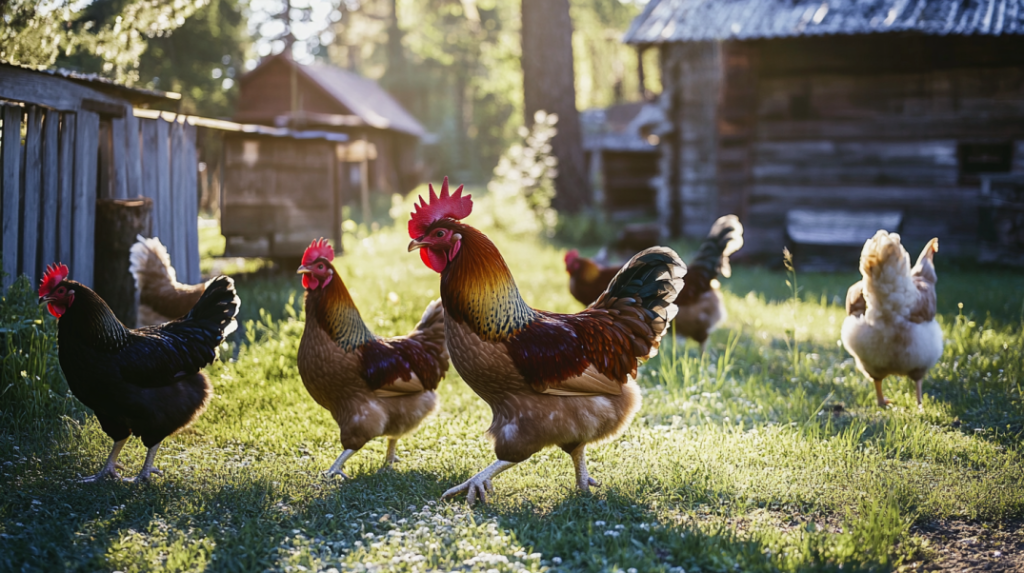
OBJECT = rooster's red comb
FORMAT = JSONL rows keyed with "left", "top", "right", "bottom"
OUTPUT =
{"left": 564, "top": 249, "right": 579, "bottom": 266}
{"left": 408, "top": 177, "right": 473, "bottom": 239}
{"left": 302, "top": 238, "right": 334, "bottom": 266}
{"left": 39, "top": 263, "right": 69, "bottom": 298}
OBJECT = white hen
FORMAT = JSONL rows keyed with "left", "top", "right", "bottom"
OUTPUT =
{"left": 841, "top": 232, "right": 942, "bottom": 408}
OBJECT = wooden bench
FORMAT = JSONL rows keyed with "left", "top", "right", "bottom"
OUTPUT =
{"left": 785, "top": 209, "right": 903, "bottom": 271}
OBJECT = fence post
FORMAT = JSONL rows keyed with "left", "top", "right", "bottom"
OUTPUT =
{"left": 40, "top": 109, "right": 60, "bottom": 273}
{"left": 73, "top": 110, "right": 100, "bottom": 287}
{"left": 94, "top": 197, "right": 152, "bottom": 326}
{"left": 22, "top": 107, "right": 43, "bottom": 283}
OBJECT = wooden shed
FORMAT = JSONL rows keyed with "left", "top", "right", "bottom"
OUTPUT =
{"left": 625, "top": 0, "right": 1024, "bottom": 260}
{"left": 233, "top": 54, "right": 427, "bottom": 196}
{"left": 0, "top": 63, "right": 201, "bottom": 321}
{"left": 581, "top": 102, "right": 663, "bottom": 220}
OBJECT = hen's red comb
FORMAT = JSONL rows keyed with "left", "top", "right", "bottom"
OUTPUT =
{"left": 39, "top": 263, "right": 69, "bottom": 298}
{"left": 564, "top": 249, "right": 579, "bottom": 266}
{"left": 302, "top": 238, "right": 334, "bottom": 266}
{"left": 408, "top": 177, "right": 473, "bottom": 239}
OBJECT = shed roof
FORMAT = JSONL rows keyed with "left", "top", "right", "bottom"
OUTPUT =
{"left": 243, "top": 55, "right": 427, "bottom": 138}
{"left": 0, "top": 60, "right": 180, "bottom": 105}
{"left": 624, "top": 0, "right": 1024, "bottom": 44}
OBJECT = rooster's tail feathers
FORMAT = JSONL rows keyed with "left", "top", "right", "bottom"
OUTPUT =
{"left": 129, "top": 235, "right": 177, "bottom": 289}
{"left": 691, "top": 215, "right": 744, "bottom": 278}
{"left": 596, "top": 247, "right": 686, "bottom": 334}
{"left": 183, "top": 276, "right": 241, "bottom": 339}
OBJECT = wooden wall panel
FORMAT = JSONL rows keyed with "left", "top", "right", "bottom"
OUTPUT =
{"left": 72, "top": 110, "right": 99, "bottom": 287}
{"left": 124, "top": 114, "right": 142, "bottom": 197}
{"left": 21, "top": 107, "right": 43, "bottom": 283}
{"left": 155, "top": 119, "right": 171, "bottom": 242}
{"left": 2, "top": 105, "right": 22, "bottom": 289}
{"left": 40, "top": 110, "right": 60, "bottom": 271}
{"left": 112, "top": 116, "right": 128, "bottom": 199}
{"left": 58, "top": 114, "right": 75, "bottom": 265}
{"left": 184, "top": 122, "right": 200, "bottom": 283}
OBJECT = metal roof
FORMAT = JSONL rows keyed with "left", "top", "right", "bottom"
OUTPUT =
{"left": 624, "top": 0, "right": 1024, "bottom": 44}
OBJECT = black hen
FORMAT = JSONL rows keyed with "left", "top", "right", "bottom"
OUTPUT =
{"left": 672, "top": 215, "right": 744, "bottom": 351}
{"left": 39, "top": 263, "right": 240, "bottom": 482}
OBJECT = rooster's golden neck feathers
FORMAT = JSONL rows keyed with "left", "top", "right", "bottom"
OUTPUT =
{"left": 306, "top": 267, "right": 375, "bottom": 351}
{"left": 439, "top": 223, "right": 536, "bottom": 341}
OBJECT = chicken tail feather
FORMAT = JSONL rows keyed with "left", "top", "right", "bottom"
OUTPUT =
{"left": 690, "top": 215, "right": 744, "bottom": 278}
{"left": 181, "top": 276, "right": 241, "bottom": 339}
{"left": 594, "top": 247, "right": 687, "bottom": 343}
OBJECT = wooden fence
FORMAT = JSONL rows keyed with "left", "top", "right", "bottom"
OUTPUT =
{"left": 0, "top": 68, "right": 199, "bottom": 291}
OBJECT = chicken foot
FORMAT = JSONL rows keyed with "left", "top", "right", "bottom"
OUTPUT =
{"left": 441, "top": 460, "right": 516, "bottom": 505}
{"left": 125, "top": 444, "right": 164, "bottom": 483}
{"left": 570, "top": 444, "right": 601, "bottom": 493}
{"left": 326, "top": 449, "right": 356, "bottom": 479}
{"left": 80, "top": 438, "right": 128, "bottom": 482}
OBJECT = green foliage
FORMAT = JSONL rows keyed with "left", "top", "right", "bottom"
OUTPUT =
{"left": 0, "top": 276, "right": 82, "bottom": 435}
{"left": 484, "top": 110, "right": 559, "bottom": 237}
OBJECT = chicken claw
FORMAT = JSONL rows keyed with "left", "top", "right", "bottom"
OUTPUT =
{"left": 125, "top": 444, "right": 163, "bottom": 483}
{"left": 326, "top": 449, "right": 356, "bottom": 480}
{"left": 80, "top": 438, "right": 128, "bottom": 483}
{"left": 441, "top": 460, "right": 516, "bottom": 505}
{"left": 379, "top": 438, "right": 401, "bottom": 472}
{"left": 571, "top": 445, "right": 601, "bottom": 494}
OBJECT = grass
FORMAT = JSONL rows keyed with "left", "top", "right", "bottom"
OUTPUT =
{"left": 1, "top": 192, "right": 1023, "bottom": 572}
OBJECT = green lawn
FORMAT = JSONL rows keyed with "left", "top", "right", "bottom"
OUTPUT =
{"left": 2, "top": 193, "right": 1022, "bottom": 572}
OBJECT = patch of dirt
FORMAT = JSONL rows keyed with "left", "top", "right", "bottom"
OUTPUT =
{"left": 908, "top": 519, "right": 1024, "bottom": 572}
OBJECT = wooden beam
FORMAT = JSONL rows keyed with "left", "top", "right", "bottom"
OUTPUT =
{"left": 140, "top": 118, "right": 159, "bottom": 223}
{"left": 21, "top": 106, "right": 43, "bottom": 283}
{"left": 2, "top": 105, "right": 22, "bottom": 290}
{"left": 0, "top": 66, "right": 128, "bottom": 112}
{"left": 184, "top": 122, "right": 200, "bottom": 283}
{"left": 112, "top": 116, "right": 128, "bottom": 199}
{"left": 170, "top": 121, "right": 188, "bottom": 275}
{"left": 40, "top": 109, "right": 60, "bottom": 271}
{"left": 72, "top": 110, "right": 99, "bottom": 287}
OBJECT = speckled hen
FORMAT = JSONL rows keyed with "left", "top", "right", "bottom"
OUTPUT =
{"left": 296, "top": 238, "right": 449, "bottom": 478}
{"left": 408, "top": 178, "right": 686, "bottom": 504}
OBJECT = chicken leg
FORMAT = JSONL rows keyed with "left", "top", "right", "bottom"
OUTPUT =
{"left": 570, "top": 444, "right": 601, "bottom": 493}
{"left": 126, "top": 444, "right": 164, "bottom": 483}
{"left": 80, "top": 438, "right": 128, "bottom": 482}
{"left": 379, "top": 438, "right": 400, "bottom": 473}
{"left": 326, "top": 449, "right": 355, "bottom": 479}
{"left": 873, "top": 379, "right": 890, "bottom": 408}
{"left": 442, "top": 460, "right": 516, "bottom": 505}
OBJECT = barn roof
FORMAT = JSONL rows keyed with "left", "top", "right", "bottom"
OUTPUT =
{"left": 0, "top": 60, "right": 180, "bottom": 106}
{"left": 624, "top": 0, "right": 1024, "bottom": 44}
{"left": 243, "top": 55, "right": 427, "bottom": 137}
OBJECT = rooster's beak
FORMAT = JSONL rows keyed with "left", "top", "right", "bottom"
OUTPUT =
{"left": 408, "top": 239, "right": 426, "bottom": 252}
{"left": 296, "top": 265, "right": 312, "bottom": 274}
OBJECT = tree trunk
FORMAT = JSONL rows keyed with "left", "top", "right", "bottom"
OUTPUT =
{"left": 94, "top": 198, "right": 152, "bottom": 327}
{"left": 521, "top": 0, "right": 589, "bottom": 213}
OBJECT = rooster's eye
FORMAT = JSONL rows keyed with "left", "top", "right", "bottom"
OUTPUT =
{"left": 435, "top": 230, "right": 445, "bottom": 238}
{"left": 317, "top": 263, "right": 324, "bottom": 270}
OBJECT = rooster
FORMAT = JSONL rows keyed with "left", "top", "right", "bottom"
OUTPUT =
{"left": 841, "top": 232, "right": 942, "bottom": 408}
{"left": 565, "top": 215, "right": 743, "bottom": 353}
{"left": 39, "top": 262, "right": 239, "bottom": 482}
{"left": 129, "top": 235, "right": 207, "bottom": 327}
{"left": 296, "top": 238, "right": 448, "bottom": 478}
{"left": 408, "top": 178, "right": 686, "bottom": 504}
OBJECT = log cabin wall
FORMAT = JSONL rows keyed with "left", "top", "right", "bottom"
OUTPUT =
{"left": 728, "top": 34, "right": 1024, "bottom": 257}
{"left": 657, "top": 41, "right": 723, "bottom": 238}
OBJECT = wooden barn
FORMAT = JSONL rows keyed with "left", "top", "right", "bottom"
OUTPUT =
{"left": 0, "top": 62, "right": 201, "bottom": 324}
{"left": 625, "top": 0, "right": 1024, "bottom": 262}
{"left": 233, "top": 54, "right": 427, "bottom": 196}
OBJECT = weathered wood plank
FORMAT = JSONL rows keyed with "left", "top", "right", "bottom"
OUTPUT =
{"left": 72, "top": 110, "right": 100, "bottom": 287}
{"left": 0, "top": 65, "right": 128, "bottom": 112}
{"left": 184, "top": 122, "right": 200, "bottom": 283}
{"left": 169, "top": 120, "right": 188, "bottom": 275}
{"left": 155, "top": 118, "right": 171, "bottom": 243}
{"left": 111, "top": 116, "right": 128, "bottom": 199}
{"left": 21, "top": 106, "right": 43, "bottom": 283}
{"left": 140, "top": 119, "right": 159, "bottom": 223}
{"left": 2, "top": 105, "right": 22, "bottom": 289}
{"left": 58, "top": 113, "right": 75, "bottom": 265}
{"left": 124, "top": 113, "right": 142, "bottom": 197}
{"left": 40, "top": 109, "right": 60, "bottom": 271}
